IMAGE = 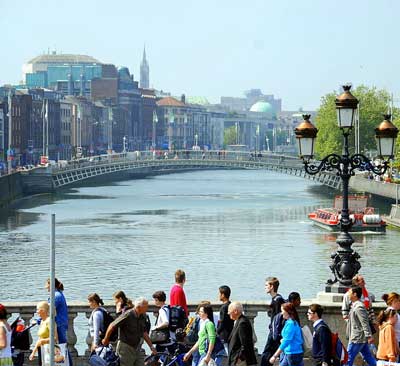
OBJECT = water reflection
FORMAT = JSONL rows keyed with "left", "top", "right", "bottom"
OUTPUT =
{"left": 0, "top": 170, "right": 398, "bottom": 304}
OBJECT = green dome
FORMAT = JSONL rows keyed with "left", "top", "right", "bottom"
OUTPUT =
{"left": 250, "top": 101, "right": 274, "bottom": 114}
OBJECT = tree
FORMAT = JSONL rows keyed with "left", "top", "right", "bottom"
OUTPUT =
{"left": 224, "top": 126, "right": 236, "bottom": 147}
{"left": 315, "top": 85, "right": 392, "bottom": 159}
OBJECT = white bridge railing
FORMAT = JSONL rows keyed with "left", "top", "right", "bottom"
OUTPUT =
{"left": 45, "top": 151, "right": 341, "bottom": 190}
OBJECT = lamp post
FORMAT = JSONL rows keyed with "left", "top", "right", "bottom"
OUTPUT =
{"left": 183, "top": 113, "right": 188, "bottom": 150}
{"left": 295, "top": 85, "right": 399, "bottom": 292}
{"left": 152, "top": 110, "right": 158, "bottom": 150}
{"left": 7, "top": 90, "right": 12, "bottom": 174}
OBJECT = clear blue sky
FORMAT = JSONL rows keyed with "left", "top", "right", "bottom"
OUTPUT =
{"left": 1, "top": 0, "right": 398, "bottom": 110}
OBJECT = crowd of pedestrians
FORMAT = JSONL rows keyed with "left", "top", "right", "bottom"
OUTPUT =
{"left": 0, "top": 271, "right": 399, "bottom": 366}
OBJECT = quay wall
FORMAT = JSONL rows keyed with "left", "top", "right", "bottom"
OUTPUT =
{"left": 350, "top": 175, "right": 399, "bottom": 200}
{"left": 3, "top": 300, "right": 386, "bottom": 366}
{"left": 0, "top": 173, "right": 23, "bottom": 208}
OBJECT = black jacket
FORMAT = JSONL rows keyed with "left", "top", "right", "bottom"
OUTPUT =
{"left": 217, "top": 301, "right": 234, "bottom": 342}
{"left": 312, "top": 320, "right": 332, "bottom": 366}
{"left": 228, "top": 315, "right": 257, "bottom": 366}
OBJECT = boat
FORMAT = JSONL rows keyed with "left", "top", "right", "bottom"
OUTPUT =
{"left": 308, "top": 195, "right": 386, "bottom": 233}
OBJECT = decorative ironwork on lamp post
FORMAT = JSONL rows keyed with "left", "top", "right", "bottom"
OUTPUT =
{"left": 294, "top": 85, "right": 399, "bottom": 292}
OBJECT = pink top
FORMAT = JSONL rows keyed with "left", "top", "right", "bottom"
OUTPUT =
{"left": 169, "top": 284, "right": 188, "bottom": 316}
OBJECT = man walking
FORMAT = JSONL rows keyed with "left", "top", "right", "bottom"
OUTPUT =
{"left": 260, "top": 277, "right": 285, "bottom": 366}
{"left": 228, "top": 302, "right": 257, "bottom": 366}
{"left": 342, "top": 274, "right": 376, "bottom": 332}
{"left": 102, "top": 297, "right": 157, "bottom": 366}
{"left": 169, "top": 269, "right": 188, "bottom": 316}
{"left": 346, "top": 287, "right": 376, "bottom": 366}
{"left": 217, "top": 285, "right": 234, "bottom": 354}
{"left": 307, "top": 304, "right": 332, "bottom": 366}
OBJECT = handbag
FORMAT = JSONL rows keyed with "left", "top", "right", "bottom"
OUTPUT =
{"left": 89, "top": 345, "right": 119, "bottom": 366}
{"left": 150, "top": 328, "right": 170, "bottom": 344}
{"left": 301, "top": 325, "right": 313, "bottom": 351}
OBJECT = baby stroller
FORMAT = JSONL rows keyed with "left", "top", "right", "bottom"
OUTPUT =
{"left": 11, "top": 317, "right": 35, "bottom": 366}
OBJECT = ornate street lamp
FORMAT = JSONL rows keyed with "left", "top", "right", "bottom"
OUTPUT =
{"left": 295, "top": 85, "right": 399, "bottom": 292}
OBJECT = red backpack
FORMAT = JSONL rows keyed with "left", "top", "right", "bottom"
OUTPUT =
{"left": 331, "top": 332, "right": 348, "bottom": 366}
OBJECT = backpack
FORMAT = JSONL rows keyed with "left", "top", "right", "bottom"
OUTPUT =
{"left": 331, "top": 332, "right": 348, "bottom": 366}
{"left": 97, "top": 308, "right": 118, "bottom": 342}
{"left": 168, "top": 305, "right": 188, "bottom": 332}
{"left": 10, "top": 317, "right": 31, "bottom": 351}
{"left": 184, "top": 317, "right": 200, "bottom": 345}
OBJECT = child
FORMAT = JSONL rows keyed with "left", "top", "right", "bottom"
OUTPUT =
{"left": 376, "top": 308, "right": 399, "bottom": 362}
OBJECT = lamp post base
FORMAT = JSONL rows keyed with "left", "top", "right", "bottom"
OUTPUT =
{"left": 325, "top": 283, "right": 349, "bottom": 294}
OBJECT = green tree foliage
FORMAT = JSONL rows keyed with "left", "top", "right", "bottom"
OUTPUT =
{"left": 223, "top": 126, "right": 236, "bottom": 147}
{"left": 392, "top": 116, "right": 400, "bottom": 168}
{"left": 315, "top": 85, "right": 391, "bottom": 159}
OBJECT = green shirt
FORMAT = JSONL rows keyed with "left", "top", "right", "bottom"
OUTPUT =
{"left": 198, "top": 320, "right": 216, "bottom": 355}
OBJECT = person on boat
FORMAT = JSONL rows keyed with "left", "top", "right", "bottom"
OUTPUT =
{"left": 341, "top": 275, "right": 376, "bottom": 333}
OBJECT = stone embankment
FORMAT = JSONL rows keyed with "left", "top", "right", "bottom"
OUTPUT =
{"left": 0, "top": 172, "right": 23, "bottom": 208}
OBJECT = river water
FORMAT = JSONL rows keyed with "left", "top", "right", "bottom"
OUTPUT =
{"left": 0, "top": 169, "right": 398, "bottom": 304}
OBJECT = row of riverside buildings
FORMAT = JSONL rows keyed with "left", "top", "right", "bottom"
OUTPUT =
{"left": 0, "top": 49, "right": 313, "bottom": 167}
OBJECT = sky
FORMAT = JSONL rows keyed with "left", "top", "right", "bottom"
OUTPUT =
{"left": 1, "top": 0, "right": 399, "bottom": 110}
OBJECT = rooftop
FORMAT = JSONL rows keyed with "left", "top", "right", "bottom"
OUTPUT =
{"left": 156, "top": 96, "right": 185, "bottom": 107}
{"left": 28, "top": 53, "right": 101, "bottom": 65}
{"left": 249, "top": 100, "right": 275, "bottom": 115}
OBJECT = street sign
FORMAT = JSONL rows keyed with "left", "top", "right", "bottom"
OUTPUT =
{"left": 7, "top": 148, "right": 14, "bottom": 156}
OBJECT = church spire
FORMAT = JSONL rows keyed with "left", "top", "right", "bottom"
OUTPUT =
{"left": 140, "top": 45, "right": 149, "bottom": 89}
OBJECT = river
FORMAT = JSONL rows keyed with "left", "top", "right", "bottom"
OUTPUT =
{"left": 0, "top": 169, "right": 398, "bottom": 304}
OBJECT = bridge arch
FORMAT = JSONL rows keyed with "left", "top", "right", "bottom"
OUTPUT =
{"left": 46, "top": 151, "right": 341, "bottom": 190}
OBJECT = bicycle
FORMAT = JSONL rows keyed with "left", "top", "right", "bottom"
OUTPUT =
{"left": 145, "top": 343, "right": 190, "bottom": 366}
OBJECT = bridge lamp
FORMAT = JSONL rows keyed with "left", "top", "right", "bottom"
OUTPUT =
{"left": 335, "top": 85, "right": 359, "bottom": 129}
{"left": 294, "top": 114, "right": 318, "bottom": 159}
{"left": 375, "top": 114, "right": 399, "bottom": 159}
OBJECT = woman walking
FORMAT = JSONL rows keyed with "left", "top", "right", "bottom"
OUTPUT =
{"left": 88, "top": 293, "right": 107, "bottom": 351}
{"left": 382, "top": 292, "right": 400, "bottom": 348}
{"left": 46, "top": 278, "right": 68, "bottom": 344}
{"left": 112, "top": 291, "right": 133, "bottom": 317}
{"left": 183, "top": 303, "right": 216, "bottom": 366}
{"left": 376, "top": 308, "right": 399, "bottom": 362}
{"left": 269, "top": 303, "right": 303, "bottom": 366}
{"left": 29, "top": 301, "right": 58, "bottom": 364}
{"left": 0, "top": 304, "right": 12, "bottom": 366}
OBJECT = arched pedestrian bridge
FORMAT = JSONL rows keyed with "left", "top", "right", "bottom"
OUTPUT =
{"left": 23, "top": 151, "right": 341, "bottom": 193}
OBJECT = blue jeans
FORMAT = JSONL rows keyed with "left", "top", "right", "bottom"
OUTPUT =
{"left": 347, "top": 342, "right": 376, "bottom": 366}
{"left": 280, "top": 353, "right": 304, "bottom": 366}
{"left": 57, "top": 324, "right": 68, "bottom": 344}
{"left": 192, "top": 350, "right": 200, "bottom": 366}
